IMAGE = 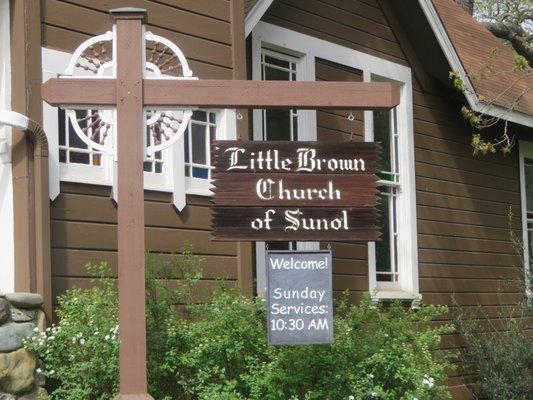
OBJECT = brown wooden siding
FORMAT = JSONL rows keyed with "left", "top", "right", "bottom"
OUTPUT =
{"left": 50, "top": 183, "right": 239, "bottom": 306}
{"left": 263, "top": 0, "right": 409, "bottom": 66}
{"left": 258, "top": 1, "right": 529, "bottom": 398}
{"left": 44, "top": 0, "right": 241, "bottom": 307}
{"left": 41, "top": 0, "right": 531, "bottom": 398}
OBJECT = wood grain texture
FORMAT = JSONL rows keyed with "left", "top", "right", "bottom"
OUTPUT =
{"left": 212, "top": 207, "right": 380, "bottom": 241}
{"left": 212, "top": 140, "right": 381, "bottom": 173}
{"left": 143, "top": 80, "right": 400, "bottom": 109}
{"left": 42, "top": 78, "right": 400, "bottom": 109}
{"left": 212, "top": 173, "right": 379, "bottom": 207}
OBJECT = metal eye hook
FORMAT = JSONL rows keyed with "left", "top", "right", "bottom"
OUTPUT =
{"left": 236, "top": 110, "right": 244, "bottom": 140}
{"left": 348, "top": 110, "right": 355, "bottom": 141}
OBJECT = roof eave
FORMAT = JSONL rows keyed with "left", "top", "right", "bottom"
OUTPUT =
{"left": 418, "top": 0, "right": 533, "bottom": 127}
{"left": 245, "top": 0, "right": 274, "bottom": 37}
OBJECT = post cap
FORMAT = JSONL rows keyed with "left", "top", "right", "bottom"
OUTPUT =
{"left": 109, "top": 7, "right": 147, "bottom": 22}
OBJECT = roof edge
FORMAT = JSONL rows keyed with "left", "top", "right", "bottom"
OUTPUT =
{"left": 418, "top": 0, "right": 532, "bottom": 127}
{"left": 245, "top": 0, "right": 273, "bottom": 37}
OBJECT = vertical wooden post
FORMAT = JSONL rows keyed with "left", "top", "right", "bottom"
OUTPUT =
{"left": 230, "top": 0, "right": 254, "bottom": 297}
{"left": 111, "top": 8, "right": 153, "bottom": 400}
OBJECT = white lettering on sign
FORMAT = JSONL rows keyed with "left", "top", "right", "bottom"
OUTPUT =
{"left": 223, "top": 147, "right": 365, "bottom": 173}
{"left": 256, "top": 178, "right": 341, "bottom": 201}
{"left": 251, "top": 209, "right": 275, "bottom": 230}
{"left": 267, "top": 251, "right": 333, "bottom": 345}
{"left": 269, "top": 256, "right": 328, "bottom": 270}
{"left": 284, "top": 209, "right": 348, "bottom": 231}
{"left": 249, "top": 209, "right": 350, "bottom": 232}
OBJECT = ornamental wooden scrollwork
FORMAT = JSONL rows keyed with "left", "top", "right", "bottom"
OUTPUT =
{"left": 61, "top": 28, "right": 197, "bottom": 158}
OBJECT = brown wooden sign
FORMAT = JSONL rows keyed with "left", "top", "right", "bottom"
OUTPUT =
{"left": 211, "top": 141, "right": 381, "bottom": 242}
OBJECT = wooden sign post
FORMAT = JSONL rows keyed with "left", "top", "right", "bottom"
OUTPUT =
{"left": 41, "top": 8, "right": 399, "bottom": 399}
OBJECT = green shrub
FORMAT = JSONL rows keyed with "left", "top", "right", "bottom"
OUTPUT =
{"left": 454, "top": 302, "right": 533, "bottom": 399}
{"left": 25, "top": 253, "right": 453, "bottom": 400}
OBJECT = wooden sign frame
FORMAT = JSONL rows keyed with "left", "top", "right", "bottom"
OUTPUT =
{"left": 41, "top": 8, "right": 396, "bottom": 398}
{"left": 211, "top": 140, "right": 381, "bottom": 242}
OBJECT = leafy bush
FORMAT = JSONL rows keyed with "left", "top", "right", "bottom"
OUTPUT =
{"left": 454, "top": 301, "right": 533, "bottom": 399}
{"left": 25, "top": 253, "right": 453, "bottom": 400}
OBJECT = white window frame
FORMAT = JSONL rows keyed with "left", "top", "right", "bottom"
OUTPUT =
{"left": 252, "top": 33, "right": 319, "bottom": 295}
{"left": 251, "top": 22, "right": 419, "bottom": 300}
{"left": 518, "top": 140, "right": 533, "bottom": 297}
{"left": 42, "top": 47, "right": 236, "bottom": 207}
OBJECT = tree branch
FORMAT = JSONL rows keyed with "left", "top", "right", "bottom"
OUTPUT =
{"left": 483, "top": 21, "right": 533, "bottom": 66}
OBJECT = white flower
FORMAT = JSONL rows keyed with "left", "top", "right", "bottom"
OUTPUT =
{"left": 49, "top": 370, "right": 55, "bottom": 375}
{"left": 33, "top": 327, "right": 39, "bottom": 332}
{"left": 422, "top": 375, "right": 434, "bottom": 389}
{"left": 79, "top": 338, "right": 85, "bottom": 345}
{"left": 36, "top": 368, "right": 42, "bottom": 374}
{"left": 367, "top": 373, "right": 374, "bottom": 379}
{"left": 348, "top": 396, "right": 355, "bottom": 400}
{"left": 370, "top": 392, "right": 378, "bottom": 398}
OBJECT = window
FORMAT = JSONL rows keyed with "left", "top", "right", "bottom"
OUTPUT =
{"left": 260, "top": 50, "right": 299, "bottom": 141}
{"left": 519, "top": 141, "right": 533, "bottom": 296}
{"left": 252, "top": 22, "right": 419, "bottom": 301}
{"left": 184, "top": 110, "right": 217, "bottom": 180}
{"left": 373, "top": 107, "right": 400, "bottom": 288}
{"left": 42, "top": 47, "right": 236, "bottom": 208}
{"left": 366, "top": 74, "right": 418, "bottom": 300}
{"left": 252, "top": 45, "right": 318, "bottom": 295}
{"left": 59, "top": 109, "right": 104, "bottom": 167}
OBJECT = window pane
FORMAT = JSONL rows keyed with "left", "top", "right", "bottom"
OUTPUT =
{"left": 267, "top": 241, "right": 291, "bottom": 250}
{"left": 373, "top": 109, "right": 392, "bottom": 175}
{"left": 376, "top": 192, "right": 391, "bottom": 280}
{"left": 58, "top": 109, "right": 66, "bottom": 146}
{"left": 192, "top": 111, "right": 207, "bottom": 122}
{"left": 524, "top": 161, "right": 533, "bottom": 211}
{"left": 192, "top": 167, "right": 208, "bottom": 179}
{"left": 191, "top": 123, "right": 207, "bottom": 164}
{"left": 69, "top": 151, "right": 90, "bottom": 165}
{"left": 68, "top": 111, "right": 89, "bottom": 149}
{"left": 264, "top": 65, "right": 290, "bottom": 81}
{"left": 184, "top": 127, "right": 190, "bottom": 163}
{"left": 265, "top": 109, "right": 291, "bottom": 141}
{"left": 264, "top": 55, "right": 290, "bottom": 69}
{"left": 376, "top": 189, "right": 398, "bottom": 283}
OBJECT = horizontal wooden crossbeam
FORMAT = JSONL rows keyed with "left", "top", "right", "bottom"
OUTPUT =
{"left": 42, "top": 78, "right": 400, "bottom": 109}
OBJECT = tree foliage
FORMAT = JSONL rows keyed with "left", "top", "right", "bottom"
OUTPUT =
{"left": 451, "top": 0, "right": 532, "bottom": 155}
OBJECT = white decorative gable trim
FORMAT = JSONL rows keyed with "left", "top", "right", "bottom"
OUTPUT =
{"left": 245, "top": 0, "right": 274, "bottom": 37}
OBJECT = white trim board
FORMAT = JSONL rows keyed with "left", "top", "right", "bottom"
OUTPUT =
{"left": 0, "top": 0, "right": 15, "bottom": 293}
{"left": 418, "top": 0, "right": 533, "bottom": 128}
{"left": 245, "top": 0, "right": 273, "bottom": 38}
{"left": 518, "top": 140, "right": 533, "bottom": 297}
{"left": 251, "top": 22, "right": 419, "bottom": 300}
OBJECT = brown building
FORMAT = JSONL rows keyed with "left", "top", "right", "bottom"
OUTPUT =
{"left": 1, "top": 1, "right": 532, "bottom": 398}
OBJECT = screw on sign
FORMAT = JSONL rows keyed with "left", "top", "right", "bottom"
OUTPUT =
{"left": 41, "top": 8, "right": 398, "bottom": 398}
